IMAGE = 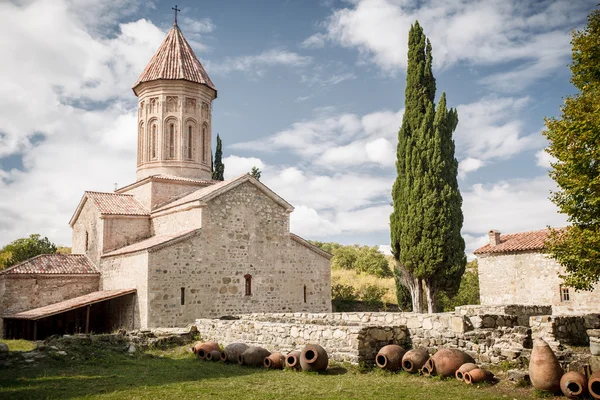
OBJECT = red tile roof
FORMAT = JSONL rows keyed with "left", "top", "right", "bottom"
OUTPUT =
{"left": 102, "top": 229, "right": 200, "bottom": 257}
{"left": 473, "top": 228, "right": 563, "bottom": 255}
{"left": 133, "top": 24, "right": 216, "bottom": 94}
{"left": 1, "top": 254, "right": 98, "bottom": 275}
{"left": 86, "top": 192, "right": 149, "bottom": 216}
{"left": 3, "top": 289, "right": 136, "bottom": 320}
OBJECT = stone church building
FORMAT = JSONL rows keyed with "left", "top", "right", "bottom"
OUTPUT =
{"left": 0, "top": 22, "right": 331, "bottom": 339}
{"left": 475, "top": 228, "right": 600, "bottom": 313}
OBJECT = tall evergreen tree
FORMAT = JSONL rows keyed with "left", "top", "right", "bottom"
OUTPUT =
{"left": 212, "top": 134, "right": 225, "bottom": 181}
{"left": 390, "top": 22, "right": 465, "bottom": 313}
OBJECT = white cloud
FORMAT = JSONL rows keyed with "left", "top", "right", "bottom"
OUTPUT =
{"left": 313, "top": 0, "right": 588, "bottom": 88}
{"left": 463, "top": 233, "right": 488, "bottom": 260}
{"left": 209, "top": 49, "right": 312, "bottom": 77}
{"left": 290, "top": 205, "right": 341, "bottom": 237}
{"left": 300, "top": 33, "right": 327, "bottom": 49}
{"left": 462, "top": 175, "right": 567, "bottom": 235}
{"left": 222, "top": 155, "right": 265, "bottom": 180}
{"left": 458, "top": 158, "right": 484, "bottom": 179}
{"left": 536, "top": 149, "right": 556, "bottom": 169}
{"left": 378, "top": 244, "right": 392, "bottom": 256}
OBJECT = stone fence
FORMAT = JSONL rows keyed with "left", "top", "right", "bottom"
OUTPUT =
{"left": 194, "top": 307, "right": 600, "bottom": 367}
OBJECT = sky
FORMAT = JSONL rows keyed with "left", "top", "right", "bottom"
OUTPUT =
{"left": 0, "top": 0, "right": 594, "bottom": 258}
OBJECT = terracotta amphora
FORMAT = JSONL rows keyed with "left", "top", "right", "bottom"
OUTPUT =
{"left": 239, "top": 346, "right": 271, "bottom": 367}
{"left": 529, "top": 338, "right": 563, "bottom": 393}
{"left": 560, "top": 371, "right": 587, "bottom": 398}
{"left": 455, "top": 363, "right": 478, "bottom": 381}
{"left": 286, "top": 350, "right": 302, "bottom": 370}
{"left": 376, "top": 345, "right": 406, "bottom": 371}
{"left": 300, "top": 344, "right": 328, "bottom": 372}
{"left": 422, "top": 348, "right": 475, "bottom": 377}
{"left": 587, "top": 370, "right": 600, "bottom": 399}
{"left": 224, "top": 343, "right": 249, "bottom": 363}
{"left": 464, "top": 368, "right": 494, "bottom": 384}
{"left": 402, "top": 347, "right": 429, "bottom": 373}
{"left": 264, "top": 352, "right": 285, "bottom": 369}
{"left": 206, "top": 350, "right": 221, "bottom": 362}
{"left": 196, "top": 342, "right": 220, "bottom": 359}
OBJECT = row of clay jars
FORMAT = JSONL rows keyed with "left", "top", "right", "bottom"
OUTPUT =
{"left": 239, "top": 346, "right": 271, "bottom": 367}
{"left": 422, "top": 348, "right": 475, "bottom": 378}
{"left": 192, "top": 341, "right": 221, "bottom": 359}
{"left": 455, "top": 363, "right": 495, "bottom": 384}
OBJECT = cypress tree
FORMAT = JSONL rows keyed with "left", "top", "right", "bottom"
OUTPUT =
{"left": 390, "top": 22, "right": 465, "bottom": 313}
{"left": 212, "top": 134, "right": 225, "bottom": 181}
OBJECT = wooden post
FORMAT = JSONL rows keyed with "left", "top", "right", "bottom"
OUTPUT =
{"left": 33, "top": 320, "right": 37, "bottom": 341}
{"left": 85, "top": 305, "right": 90, "bottom": 334}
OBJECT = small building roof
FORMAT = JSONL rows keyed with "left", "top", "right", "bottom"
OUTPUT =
{"left": 290, "top": 233, "right": 333, "bottom": 260}
{"left": 133, "top": 23, "right": 216, "bottom": 95}
{"left": 153, "top": 174, "right": 294, "bottom": 214}
{"left": 3, "top": 289, "right": 136, "bottom": 320}
{"left": 102, "top": 229, "right": 200, "bottom": 257}
{"left": 0, "top": 254, "right": 98, "bottom": 275}
{"left": 114, "top": 174, "right": 216, "bottom": 195}
{"left": 69, "top": 191, "right": 149, "bottom": 226}
{"left": 473, "top": 228, "right": 562, "bottom": 255}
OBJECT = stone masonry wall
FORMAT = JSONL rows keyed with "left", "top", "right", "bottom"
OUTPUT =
{"left": 145, "top": 182, "right": 331, "bottom": 328}
{"left": 103, "top": 216, "right": 151, "bottom": 253}
{"left": 478, "top": 252, "right": 600, "bottom": 309}
{"left": 72, "top": 200, "right": 103, "bottom": 266}
{"left": 151, "top": 206, "right": 202, "bottom": 236}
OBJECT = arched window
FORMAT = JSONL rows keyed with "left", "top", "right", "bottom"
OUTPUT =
{"left": 150, "top": 122, "right": 158, "bottom": 160}
{"left": 244, "top": 274, "right": 252, "bottom": 296}
{"left": 187, "top": 125, "right": 193, "bottom": 160}
{"left": 138, "top": 122, "right": 144, "bottom": 165}
{"left": 202, "top": 124, "right": 208, "bottom": 162}
{"left": 169, "top": 123, "right": 175, "bottom": 159}
{"left": 185, "top": 119, "right": 197, "bottom": 161}
{"left": 164, "top": 118, "right": 177, "bottom": 160}
{"left": 202, "top": 102, "right": 209, "bottom": 119}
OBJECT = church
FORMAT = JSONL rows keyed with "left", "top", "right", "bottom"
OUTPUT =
{"left": 0, "top": 21, "right": 332, "bottom": 339}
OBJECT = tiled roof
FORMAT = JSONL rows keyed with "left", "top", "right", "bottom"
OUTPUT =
{"left": 102, "top": 229, "right": 200, "bottom": 257}
{"left": 133, "top": 24, "right": 216, "bottom": 94}
{"left": 86, "top": 192, "right": 149, "bottom": 216}
{"left": 3, "top": 289, "right": 136, "bottom": 320}
{"left": 473, "top": 228, "right": 563, "bottom": 255}
{"left": 115, "top": 174, "right": 216, "bottom": 194}
{"left": 153, "top": 174, "right": 293, "bottom": 213}
{"left": 1, "top": 254, "right": 98, "bottom": 275}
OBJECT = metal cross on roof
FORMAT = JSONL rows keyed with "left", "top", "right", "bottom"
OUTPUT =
{"left": 172, "top": 5, "right": 181, "bottom": 25}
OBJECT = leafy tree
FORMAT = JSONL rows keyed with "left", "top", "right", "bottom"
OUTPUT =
{"left": 0, "top": 234, "right": 57, "bottom": 270}
{"left": 250, "top": 166, "right": 261, "bottom": 180}
{"left": 436, "top": 260, "right": 480, "bottom": 312}
{"left": 390, "top": 21, "right": 465, "bottom": 313}
{"left": 309, "top": 241, "right": 341, "bottom": 254}
{"left": 355, "top": 246, "right": 393, "bottom": 278}
{"left": 212, "top": 134, "right": 225, "bottom": 181}
{"left": 331, "top": 246, "right": 359, "bottom": 270}
{"left": 544, "top": 9, "right": 600, "bottom": 291}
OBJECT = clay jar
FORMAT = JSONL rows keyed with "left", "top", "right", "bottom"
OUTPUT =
{"left": 560, "top": 371, "right": 587, "bottom": 398}
{"left": 264, "top": 352, "right": 285, "bottom": 369}
{"left": 196, "top": 342, "right": 220, "bottom": 359}
{"left": 529, "top": 338, "right": 563, "bottom": 393}
{"left": 286, "top": 350, "right": 302, "bottom": 370}
{"left": 587, "top": 370, "right": 600, "bottom": 399}
{"left": 239, "top": 346, "right": 271, "bottom": 367}
{"left": 376, "top": 345, "right": 406, "bottom": 371}
{"left": 206, "top": 350, "right": 222, "bottom": 362}
{"left": 402, "top": 348, "right": 429, "bottom": 373}
{"left": 300, "top": 344, "right": 328, "bottom": 372}
{"left": 464, "top": 368, "right": 494, "bottom": 384}
{"left": 224, "top": 343, "right": 249, "bottom": 363}
{"left": 422, "top": 348, "right": 475, "bottom": 377}
{"left": 455, "top": 363, "right": 478, "bottom": 381}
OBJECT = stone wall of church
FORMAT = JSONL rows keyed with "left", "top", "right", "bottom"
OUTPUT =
{"left": 100, "top": 252, "right": 149, "bottom": 329}
{"left": 72, "top": 200, "right": 104, "bottom": 266}
{"left": 145, "top": 181, "right": 331, "bottom": 328}
{"left": 151, "top": 180, "right": 207, "bottom": 210}
{"left": 102, "top": 217, "right": 151, "bottom": 253}
{"left": 0, "top": 274, "right": 99, "bottom": 336}
{"left": 152, "top": 207, "right": 202, "bottom": 236}
{"left": 478, "top": 252, "right": 600, "bottom": 310}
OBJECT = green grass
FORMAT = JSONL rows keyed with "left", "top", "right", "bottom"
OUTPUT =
{"left": 0, "top": 345, "right": 563, "bottom": 400}
{"left": 0, "top": 339, "right": 36, "bottom": 352}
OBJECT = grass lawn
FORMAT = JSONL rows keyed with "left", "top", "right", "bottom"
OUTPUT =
{"left": 0, "top": 345, "right": 560, "bottom": 400}
{"left": 0, "top": 339, "right": 36, "bottom": 352}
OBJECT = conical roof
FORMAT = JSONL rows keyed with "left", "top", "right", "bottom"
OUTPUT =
{"left": 133, "top": 23, "right": 216, "bottom": 96}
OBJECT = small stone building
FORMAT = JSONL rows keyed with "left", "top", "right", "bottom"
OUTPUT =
{"left": 1, "top": 21, "right": 331, "bottom": 338}
{"left": 475, "top": 228, "right": 600, "bottom": 313}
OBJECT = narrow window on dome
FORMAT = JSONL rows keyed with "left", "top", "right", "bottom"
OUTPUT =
{"left": 202, "top": 126, "right": 207, "bottom": 162}
{"left": 151, "top": 124, "right": 157, "bottom": 159}
{"left": 169, "top": 123, "right": 175, "bottom": 159}
{"left": 187, "top": 126, "right": 193, "bottom": 160}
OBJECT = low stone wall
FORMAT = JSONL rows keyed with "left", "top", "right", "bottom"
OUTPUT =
{"left": 531, "top": 314, "right": 600, "bottom": 348}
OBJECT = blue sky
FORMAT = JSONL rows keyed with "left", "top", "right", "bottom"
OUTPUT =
{"left": 0, "top": 0, "right": 594, "bottom": 256}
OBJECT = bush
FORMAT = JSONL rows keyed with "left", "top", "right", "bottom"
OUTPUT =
{"left": 331, "top": 283, "right": 358, "bottom": 302}
{"left": 437, "top": 260, "right": 480, "bottom": 311}
{"left": 359, "top": 284, "right": 387, "bottom": 306}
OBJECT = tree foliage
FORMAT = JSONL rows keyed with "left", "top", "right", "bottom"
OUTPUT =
{"left": 390, "top": 21, "right": 466, "bottom": 313}
{"left": 212, "top": 134, "right": 225, "bottom": 181}
{"left": 544, "top": 9, "right": 600, "bottom": 291}
{"left": 436, "top": 260, "right": 480, "bottom": 312}
{"left": 0, "top": 234, "right": 57, "bottom": 270}
{"left": 250, "top": 166, "right": 261, "bottom": 180}
{"left": 310, "top": 241, "right": 392, "bottom": 278}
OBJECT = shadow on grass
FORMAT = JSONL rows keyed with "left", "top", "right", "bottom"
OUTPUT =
{"left": 0, "top": 353, "right": 262, "bottom": 400}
